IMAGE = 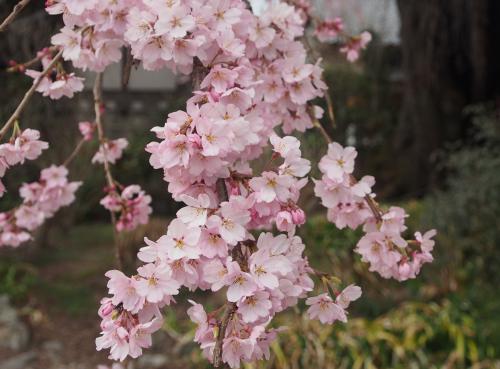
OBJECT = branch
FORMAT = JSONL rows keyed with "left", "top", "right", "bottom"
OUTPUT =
{"left": 63, "top": 137, "right": 87, "bottom": 167}
{"left": 0, "top": 0, "right": 31, "bottom": 32}
{"left": 212, "top": 302, "right": 237, "bottom": 367}
{"left": 121, "top": 47, "right": 133, "bottom": 90}
{"left": 0, "top": 48, "right": 63, "bottom": 141}
{"left": 6, "top": 47, "right": 57, "bottom": 73}
{"left": 93, "top": 72, "right": 124, "bottom": 269}
{"left": 93, "top": 73, "right": 114, "bottom": 189}
{"left": 216, "top": 178, "right": 229, "bottom": 203}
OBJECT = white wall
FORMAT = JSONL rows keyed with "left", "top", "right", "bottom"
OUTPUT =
{"left": 251, "top": 0, "right": 400, "bottom": 44}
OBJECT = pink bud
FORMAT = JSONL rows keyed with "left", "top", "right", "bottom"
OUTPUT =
{"left": 276, "top": 210, "right": 294, "bottom": 232}
{"left": 98, "top": 301, "right": 114, "bottom": 317}
{"left": 291, "top": 208, "right": 306, "bottom": 225}
{"left": 397, "top": 261, "right": 412, "bottom": 281}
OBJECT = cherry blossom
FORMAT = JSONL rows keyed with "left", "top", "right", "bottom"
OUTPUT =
{"left": 92, "top": 138, "right": 129, "bottom": 165}
{"left": 100, "top": 185, "right": 152, "bottom": 232}
{"left": 0, "top": 165, "right": 81, "bottom": 248}
{"left": 340, "top": 31, "right": 372, "bottom": 62}
{"left": 315, "top": 18, "right": 344, "bottom": 43}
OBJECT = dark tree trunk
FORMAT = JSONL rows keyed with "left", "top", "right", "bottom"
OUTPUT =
{"left": 395, "top": 0, "right": 500, "bottom": 196}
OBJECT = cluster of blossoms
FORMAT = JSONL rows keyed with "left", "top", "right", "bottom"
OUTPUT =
{"left": 339, "top": 31, "right": 373, "bottom": 62}
{"left": 0, "top": 0, "right": 435, "bottom": 367}
{"left": 78, "top": 121, "right": 96, "bottom": 141}
{"left": 25, "top": 48, "right": 84, "bottom": 99}
{"left": 92, "top": 138, "right": 128, "bottom": 165}
{"left": 313, "top": 16, "right": 372, "bottom": 63}
{"left": 314, "top": 17, "right": 344, "bottom": 42}
{"left": 314, "top": 142, "right": 436, "bottom": 281}
{"left": 0, "top": 129, "right": 48, "bottom": 198}
{"left": 305, "top": 284, "right": 361, "bottom": 324}
{"left": 0, "top": 166, "right": 81, "bottom": 247}
{"left": 100, "top": 185, "right": 152, "bottom": 232}
{"left": 90, "top": 135, "right": 153, "bottom": 232}
{"left": 97, "top": 226, "right": 317, "bottom": 366}
{"left": 96, "top": 133, "right": 327, "bottom": 366}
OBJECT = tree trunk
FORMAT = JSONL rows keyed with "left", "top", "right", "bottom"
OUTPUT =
{"left": 395, "top": 0, "right": 500, "bottom": 196}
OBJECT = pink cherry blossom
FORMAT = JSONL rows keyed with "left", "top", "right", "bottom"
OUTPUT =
{"left": 78, "top": 121, "right": 96, "bottom": 141}
{"left": 92, "top": 138, "right": 129, "bottom": 164}
{"left": 318, "top": 142, "right": 357, "bottom": 182}
{"left": 237, "top": 291, "right": 272, "bottom": 323}
{"left": 306, "top": 293, "right": 347, "bottom": 324}
{"left": 340, "top": 31, "right": 372, "bottom": 62}
{"left": 135, "top": 263, "right": 180, "bottom": 303}
{"left": 226, "top": 262, "right": 258, "bottom": 302}
{"left": 164, "top": 218, "right": 201, "bottom": 260}
{"left": 315, "top": 18, "right": 344, "bottom": 43}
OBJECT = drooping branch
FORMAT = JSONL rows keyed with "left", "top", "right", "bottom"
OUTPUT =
{"left": 93, "top": 73, "right": 115, "bottom": 189}
{"left": 0, "top": 48, "right": 63, "bottom": 141}
{"left": 6, "top": 46, "right": 58, "bottom": 73}
{"left": 0, "top": 0, "right": 31, "bottom": 32}
{"left": 63, "top": 137, "right": 87, "bottom": 167}
{"left": 93, "top": 72, "right": 124, "bottom": 269}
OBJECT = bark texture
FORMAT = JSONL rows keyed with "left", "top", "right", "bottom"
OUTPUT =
{"left": 396, "top": 0, "right": 500, "bottom": 195}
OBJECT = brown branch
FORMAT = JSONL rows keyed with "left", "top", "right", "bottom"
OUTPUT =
{"left": 216, "top": 178, "right": 229, "bottom": 203}
{"left": 212, "top": 302, "right": 237, "bottom": 367}
{"left": 0, "top": 48, "right": 63, "bottom": 141}
{"left": 121, "top": 47, "right": 133, "bottom": 90}
{"left": 212, "top": 178, "right": 241, "bottom": 367}
{"left": 63, "top": 137, "right": 87, "bottom": 167}
{"left": 192, "top": 58, "right": 207, "bottom": 90}
{"left": 93, "top": 72, "right": 124, "bottom": 269}
{"left": 0, "top": 0, "right": 31, "bottom": 32}
{"left": 312, "top": 115, "right": 332, "bottom": 144}
{"left": 93, "top": 73, "right": 115, "bottom": 189}
{"left": 324, "top": 92, "right": 337, "bottom": 129}
{"left": 6, "top": 46, "right": 57, "bottom": 73}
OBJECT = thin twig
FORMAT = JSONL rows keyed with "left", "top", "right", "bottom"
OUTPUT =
{"left": 302, "top": 34, "right": 337, "bottom": 129}
{"left": 324, "top": 92, "right": 337, "bottom": 128}
{"left": 93, "top": 73, "right": 115, "bottom": 189}
{"left": 0, "top": 48, "right": 63, "bottom": 141}
{"left": 93, "top": 72, "right": 124, "bottom": 269}
{"left": 63, "top": 137, "right": 87, "bottom": 167}
{"left": 312, "top": 116, "right": 332, "bottom": 144}
{"left": 6, "top": 46, "right": 57, "bottom": 73}
{"left": 0, "top": 0, "right": 31, "bottom": 32}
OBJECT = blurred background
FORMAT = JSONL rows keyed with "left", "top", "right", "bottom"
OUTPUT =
{"left": 1, "top": 0, "right": 500, "bottom": 368}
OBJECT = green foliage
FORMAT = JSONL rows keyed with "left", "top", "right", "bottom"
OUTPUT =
{"left": 423, "top": 105, "right": 500, "bottom": 283}
{"left": 0, "top": 262, "right": 37, "bottom": 302}
{"left": 259, "top": 299, "right": 498, "bottom": 369}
